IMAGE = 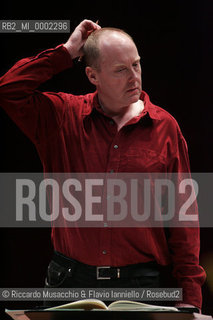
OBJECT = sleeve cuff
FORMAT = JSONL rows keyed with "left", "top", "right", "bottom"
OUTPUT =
{"left": 51, "top": 44, "right": 73, "bottom": 74}
{"left": 35, "top": 44, "right": 73, "bottom": 75}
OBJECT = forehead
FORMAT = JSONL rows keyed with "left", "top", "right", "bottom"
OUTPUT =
{"left": 98, "top": 32, "right": 139, "bottom": 65}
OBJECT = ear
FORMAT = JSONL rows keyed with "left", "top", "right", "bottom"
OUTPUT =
{"left": 85, "top": 66, "right": 99, "bottom": 86}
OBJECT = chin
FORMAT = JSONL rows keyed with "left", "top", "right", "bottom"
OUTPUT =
{"left": 128, "top": 95, "right": 140, "bottom": 104}
{"left": 126, "top": 90, "right": 141, "bottom": 101}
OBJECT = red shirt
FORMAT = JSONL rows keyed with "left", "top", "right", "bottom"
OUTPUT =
{"left": 0, "top": 44, "right": 206, "bottom": 308}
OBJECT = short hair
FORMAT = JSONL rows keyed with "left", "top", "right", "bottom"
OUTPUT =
{"left": 83, "top": 27, "right": 134, "bottom": 71}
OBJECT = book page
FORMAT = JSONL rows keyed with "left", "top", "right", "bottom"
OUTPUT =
{"left": 45, "top": 299, "right": 108, "bottom": 310}
{"left": 108, "top": 300, "right": 179, "bottom": 311}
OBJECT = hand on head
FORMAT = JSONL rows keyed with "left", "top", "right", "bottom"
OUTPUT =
{"left": 63, "top": 19, "right": 101, "bottom": 59}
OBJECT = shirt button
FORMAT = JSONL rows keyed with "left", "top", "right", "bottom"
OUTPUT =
{"left": 102, "top": 250, "right": 107, "bottom": 255}
{"left": 114, "top": 145, "right": 118, "bottom": 149}
{"left": 109, "top": 120, "right": 114, "bottom": 125}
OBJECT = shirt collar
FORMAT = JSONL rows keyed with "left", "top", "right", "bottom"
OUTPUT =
{"left": 139, "top": 91, "right": 161, "bottom": 120}
{"left": 82, "top": 90, "right": 161, "bottom": 121}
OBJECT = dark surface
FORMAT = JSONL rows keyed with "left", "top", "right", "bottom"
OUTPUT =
{"left": 12, "top": 309, "right": 195, "bottom": 320}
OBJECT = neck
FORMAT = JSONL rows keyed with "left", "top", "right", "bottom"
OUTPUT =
{"left": 98, "top": 97, "right": 127, "bottom": 117}
{"left": 98, "top": 96, "right": 144, "bottom": 131}
{"left": 98, "top": 96, "right": 143, "bottom": 117}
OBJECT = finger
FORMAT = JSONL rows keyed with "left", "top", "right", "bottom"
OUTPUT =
{"left": 86, "top": 20, "right": 101, "bottom": 37}
{"left": 80, "top": 19, "right": 101, "bottom": 32}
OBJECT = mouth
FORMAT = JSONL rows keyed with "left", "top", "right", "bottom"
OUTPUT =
{"left": 126, "top": 87, "right": 139, "bottom": 93}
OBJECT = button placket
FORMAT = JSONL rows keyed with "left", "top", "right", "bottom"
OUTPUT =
{"left": 105, "top": 131, "right": 122, "bottom": 174}
{"left": 97, "top": 128, "right": 122, "bottom": 265}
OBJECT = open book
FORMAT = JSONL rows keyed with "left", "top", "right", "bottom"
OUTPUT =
{"left": 46, "top": 298, "right": 179, "bottom": 311}
{"left": 6, "top": 300, "right": 204, "bottom": 320}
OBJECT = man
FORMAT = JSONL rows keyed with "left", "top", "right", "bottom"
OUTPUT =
{"left": 0, "top": 20, "right": 206, "bottom": 310}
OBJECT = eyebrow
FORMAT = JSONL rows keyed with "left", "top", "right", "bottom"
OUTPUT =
{"left": 113, "top": 57, "right": 141, "bottom": 67}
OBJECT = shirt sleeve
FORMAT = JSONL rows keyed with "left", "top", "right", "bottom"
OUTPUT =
{"left": 166, "top": 127, "right": 206, "bottom": 308}
{"left": 0, "top": 45, "right": 73, "bottom": 144}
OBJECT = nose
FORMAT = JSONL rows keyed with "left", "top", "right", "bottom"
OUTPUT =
{"left": 128, "top": 68, "right": 139, "bottom": 83}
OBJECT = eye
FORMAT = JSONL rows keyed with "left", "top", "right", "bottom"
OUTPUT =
{"left": 116, "top": 67, "right": 126, "bottom": 73}
{"left": 133, "top": 62, "right": 140, "bottom": 68}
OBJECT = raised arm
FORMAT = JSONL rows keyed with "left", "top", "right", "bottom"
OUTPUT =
{"left": 0, "top": 20, "right": 100, "bottom": 144}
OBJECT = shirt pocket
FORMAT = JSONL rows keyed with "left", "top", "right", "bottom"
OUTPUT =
{"left": 120, "top": 148, "right": 166, "bottom": 172}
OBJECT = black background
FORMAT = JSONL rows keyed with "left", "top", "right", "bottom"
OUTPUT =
{"left": 0, "top": 0, "right": 213, "bottom": 318}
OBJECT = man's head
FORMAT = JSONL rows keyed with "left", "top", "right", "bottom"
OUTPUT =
{"left": 83, "top": 27, "right": 134, "bottom": 71}
{"left": 84, "top": 28, "right": 142, "bottom": 110}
